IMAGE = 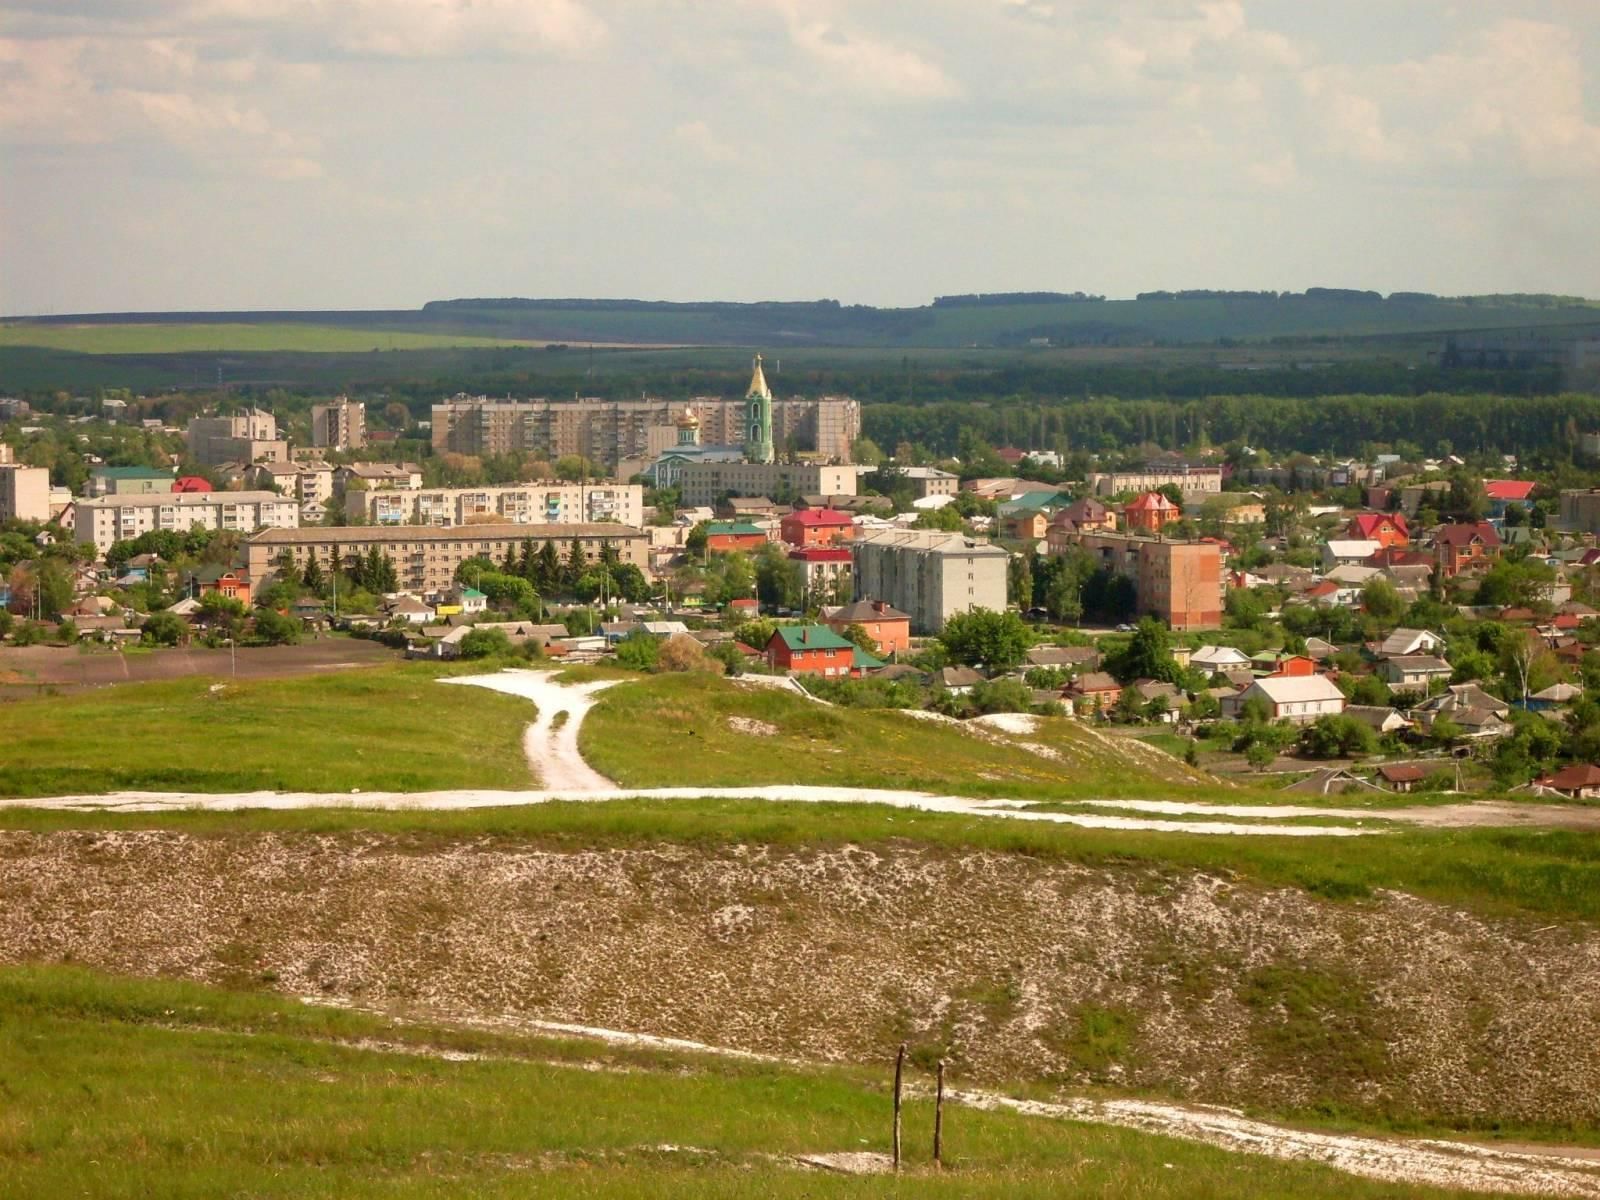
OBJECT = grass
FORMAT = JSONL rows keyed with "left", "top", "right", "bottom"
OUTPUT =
{"left": 579, "top": 672, "right": 1211, "bottom": 801}
{"left": 4, "top": 797, "right": 1600, "bottom": 924}
{"left": 0, "top": 964, "right": 1500, "bottom": 1198}
{"left": 0, "top": 662, "right": 534, "bottom": 796}
{"left": 0, "top": 322, "right": 547, "bottom": 354}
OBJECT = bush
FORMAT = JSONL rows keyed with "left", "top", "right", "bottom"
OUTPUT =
{"left": 140, "top": 611, "right": 187, "bottom": 647}
{"left": 251, "top": 609, "right": 301, "bottom": 646}
{"left": 971, "top": 677, "right": 1033, "bottom": 714}
{"left": 1297, "top": 714, "right": 1378, "bottom": 760}
{"left": 657, "top": 634, "right": 719, "bottom": 674}
{"left": 614, "top": 631, "right": 660, "bottom": 671}
{"left": 457, "top": 627, "right": 513, "bottom": 660}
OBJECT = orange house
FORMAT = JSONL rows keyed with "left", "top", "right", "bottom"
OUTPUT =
{"left": 192, "top": 566, "right": 251, "bottom": 606}
{"left": 1268, "top": 655, "right": 1317, "bottom": 678}
{"left": 823, "top": 598, "right": 912, "bottom": 656}
{"left": 1123, "top": 491, "right": 1180, "bottom": 533}
{"left": 1347, "top": 512, "right": 1409, "bottom": 549}
{"left": 1433, "top": 521, "right": 1501, "bottom": 578}
{"left": 705, "top": 522, "right": 768, "bottom": 554}
{"left": 779, "top": 508, "right": 854, "bottom": 548}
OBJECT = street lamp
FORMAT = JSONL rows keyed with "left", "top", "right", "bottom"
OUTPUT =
{"left": 224, "top": 635, "right": 236, "bottom": 677}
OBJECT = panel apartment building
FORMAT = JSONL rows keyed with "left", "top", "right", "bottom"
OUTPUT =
{"left": 311, "top": 397, "right": 366, "bottom": 450}
{"left": 0, "top": 463, "right": 51, "bottom": 523}
{"left": 246, "top": 523, "right": 649, "bottom": 595}
{"left": 431, "top": 394, "right": 861, "bottom": 469}
{"left": 850, "top": 529, "right": 1009, "bottom": 634}
{"left": 75, "top": 491, "right": 302, "bottom": 556}
{"left": 345, "top": 482, "right": 644, "bottom": 528}
{"left": 186, "top": 410, "right": 289, "bottom": 467}
{"left": 677, "top": 462, "right": 858, "bottom": 508}
{"left": 1047, "top": 528, "right": 1223, "bottom": 631}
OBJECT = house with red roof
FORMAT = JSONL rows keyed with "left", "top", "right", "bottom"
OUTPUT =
{"left": 1537, "top": 763, "right": 1600, "bottom": 800}
{"left": 779, "top": 507, "right": 854, "bottom": 549}
{"left": 1433, "top": 521, "right": 1501, "bottom": 578}
{"left": 1483, "top": 480, "right": 1537, "bottom": 520}
{"left": 1123, "top": 491, "right": 1180, "bottom": 533}
{"left": 788, "top": 545, "right": 853, "bottom": 598}
{"left": 172, "top": 476, "right": 213, "bottom": 493}
{"left": 1346, "top": 511, "right": 1409, "bottom": 549}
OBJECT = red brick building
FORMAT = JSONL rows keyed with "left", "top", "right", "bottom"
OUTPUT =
{"left": 705, "top": 521, "right": 768, "bottom": 554}
{"left": 1433, "top": 521, "right": 1501, "bottom": 578}
{"left": 1057, "top": 531, "right": 1223, "bottom": 631}
{"left": 765, "top": 624, "right": 861, "bottom": 677}
{"left": 1123, "top": 491, "right": 1180, "bottom": 533}
{"left": 779, "top": 508, "right": 854, "bottom": 548}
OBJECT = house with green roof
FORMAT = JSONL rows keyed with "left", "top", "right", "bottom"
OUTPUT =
{"left": 764, "top": 624, "right": 874, "bottom": 678}
{"left": 705, "top": 521, "right": 768, "bottom": 553}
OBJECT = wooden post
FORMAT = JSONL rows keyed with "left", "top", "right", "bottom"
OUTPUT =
{"left": 933, "top": 1058, "right": 945, "bottom": 1168}
{"left": 892, "top": 1042, "right": 906, "bottom": 1171}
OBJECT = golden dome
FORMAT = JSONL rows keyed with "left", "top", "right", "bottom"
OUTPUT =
{"left": 676, "top": 407, "right": 700, "bottom": 428}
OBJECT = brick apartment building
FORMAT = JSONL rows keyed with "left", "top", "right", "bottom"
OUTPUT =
{"left": 1053, "top": 530, "right": 1223, "bottom": 631}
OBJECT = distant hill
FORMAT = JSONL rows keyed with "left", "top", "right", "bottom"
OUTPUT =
{"left": 6, "top": 289, "right": 1599, "bottom": 353}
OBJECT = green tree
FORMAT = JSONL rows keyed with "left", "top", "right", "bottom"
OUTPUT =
{"left": 755, "top": 542, "right": 803, "bottom": 610}
{"left": 458, "top": 627, "right": 512, "bottom": 659}
{"left": 301, "top": 554, "right": 325, "bottom": 596}
{"left": 1111, "top": 617, "right": 1181, "bottom": 684}
{"left": 252, "top": 608, "right": 301, "bottom": 645}
{"left": 615, "top": 630, "right": 660, "bottom": 671}
{"left": 1046, "top": 571, "right": 1082, "bottom": 624}
{"left": 141, "top": 610, "right": 187, "bottom": 646}
{"left": 938, "top": 608, "right": 1031, "bottom": 672}
{"left": 1244, "top": 740, "right": 1277, "bottom": 772}
{"left": 1360, "top": 577, "right": 1403, "bottom": 625}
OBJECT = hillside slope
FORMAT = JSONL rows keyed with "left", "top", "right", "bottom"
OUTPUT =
{"left": 5, "top": 828, "right": 1597, "bottom": 1135}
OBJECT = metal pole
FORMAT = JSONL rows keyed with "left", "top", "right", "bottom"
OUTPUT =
{"left": 933, "top": 1059, "right": 945, "bottom": 1169}
{"left": 892, "top": 1043, "right": 905, "bottom": 1172}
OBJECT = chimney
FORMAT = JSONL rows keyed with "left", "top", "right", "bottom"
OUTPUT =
{"left": 801, "top": 628, "right": 808, "bottom": 643}
{"left": 873, "top": 600, "right": 886, "bottom": 614}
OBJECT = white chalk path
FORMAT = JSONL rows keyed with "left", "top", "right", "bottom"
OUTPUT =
{"left": 9, "top": 668, "right": 1599, "bottom": 836}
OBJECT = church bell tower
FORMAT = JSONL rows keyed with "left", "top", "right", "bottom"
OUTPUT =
{"left": 743, "top": 353, "right": 774, "bottom": 464}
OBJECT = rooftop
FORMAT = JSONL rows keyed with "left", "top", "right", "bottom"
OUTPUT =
{"left": 249, "top": 523, "right": 645, "bottom": 545}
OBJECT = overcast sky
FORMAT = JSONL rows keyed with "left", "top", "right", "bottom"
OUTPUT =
{"left": 3, "top": 0, "right": 1598, "bottom": 314}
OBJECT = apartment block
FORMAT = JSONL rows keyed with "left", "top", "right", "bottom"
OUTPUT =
{"left": 249, "top": 461, "right": 336, "bottom": 506}
{"left": 311, "top": 397, "right": 366, "bottom": 450}
{"left": 88, "top": 466, "right": 173, "bottom": 497}
{"left": 677, "top": 462, "right": 857, "bottom": 508}
{"left": 345, "top": 482, "right": 644, "bottom": 528}
{"left": 75, "top": 491, "right": 302, "bottom": 556}
{"left": 1054, "top": 530, "right": 1223, "bottom": 631}
{"left": 186, "top": 410, "right": 288, "bottom": 467}
{"left": 1560, "top": 489, "right": 1600, "bottom": 533}
{"left": 430, "top": 394, "right": 860, "bottom": 469}
{"left": 0, "top": 464, "right": 51, "bottom": 523}
{"left": 1086, "top": 465, "right": 1223, "bottom": 497}
{"left": 246, "top": 523, "right": 649, "bottom": 596}
{"left": 850, "top": 529, "right": 1009, "bottom": 634}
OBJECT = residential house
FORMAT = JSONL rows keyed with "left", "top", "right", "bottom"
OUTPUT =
{"left": 938, "top": 666, "right": 983, "bottom": 693}
{"left": 1123, "top": 491, "right": 1180, "bottom": 533}
{"left": 1537, "top": 763, "right": 1600, "bottom": 800}
{"left": 1412, "top": 684, "right": 1512, "bottom": 739}
{"left": 1055, "top": 497, "right": 1117, "bottom": 534}
{"left": 183, "top": 565, "right": 251, "bottom": 607}
{"left": 1065, "top": 671, "right": 1122, "bottom": 713}
{"left": 1346, "top": 512, "right": 1409, "bottom": 548}
{"left": 717, "top": 495, "right": 784, "bottom": 521}
{"left": 1345, "top": 705, "right": 1410, "bottom": 735}
{"left": 765, "top": 624, "right": 863, "bottom": 678}
{"left": 1006, "top": 511, "right": 1050, "bottom": 540}
{"left": 1483, "top": 479, "right": 1536, "bottom": 518}
{"left": 1190, "top": 644, "right": 1253, "bottom": 672}
{"left": 1378, "top": 628, "right": 1443, "bottom": 657}
{"left": 704, "top": 522, "right": 768, "bottom": 553}
{"left": 1026, "top": 645, "right": 1102, "bottom": 672}
{"left": 1323, "top": 539, "right": 1383, "bottom": 569}
{"left": 1222, "top": 674, "right": 1346, "bottom": 724}
{"left": 1266, "top": 655, "right": 1318, "bottom": 678}
{"left": 779, "top": 508, "right": 854, "bottom": 548}
{"left": 1376, "top": 764, "right": 1429, "bottom": 793}
{"left": 385, "top": 594, "right": 435, "bottom": 625}
{"left": 336, "top": 462, "right": 423, "bottom": 492}
{"left": 1380, "top": 655, "right": 1453, "bottom": 692}
{"left": 822, "top": 598, "right": 912, "bottom": 657}
{"left": 1433, "top": 521, "right": 1501, "bottom": 578}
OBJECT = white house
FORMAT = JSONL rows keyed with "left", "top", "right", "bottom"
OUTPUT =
{"left": 1222, "top": 675, "right": 1347, "bottom": 724}
{"left": 1380, "top": 654, "right": 1453, "bottom": 691}
{"left": 1378, "top": 628, "right": 1443, "bottom": 657}
{"left": 1322, "top": 539, "right": 1382, "bottom": 569}
{"left": 1191, "top": 644, "right": 1253, "bottom": 672}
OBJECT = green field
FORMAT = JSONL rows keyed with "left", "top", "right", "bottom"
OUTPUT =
{"left": 0, "top": 322, "right": 550, "bottom": 354}
{"left": 0, "top": 663, "right": 534, "bottom": 796}
{"left": 0, "top": 965, "right": 1494, "bottom": 1199}
{"left": 578, "top": 672, "right": 1213, "bottom": 801}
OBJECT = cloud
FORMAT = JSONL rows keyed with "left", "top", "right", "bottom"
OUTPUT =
{"left": 1303, "top": 18, "right": 1600, "bottom": 179}
{"left": 770, "top": 3, "right": 959, "bottom": 100}
{"left": 673, "top": 119, "right": 738, "bottom": 164}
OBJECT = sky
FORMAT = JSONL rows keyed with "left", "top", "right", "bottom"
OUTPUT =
{"left": 2, "top": 0, "right": 1599, "bottom": 314}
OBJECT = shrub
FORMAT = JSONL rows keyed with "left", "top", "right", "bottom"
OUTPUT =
{"left": 457, "top": 627, "right": 513, "bottom": 660}
{"left": 614, "top": 631, "right": 660, "bottom": 671}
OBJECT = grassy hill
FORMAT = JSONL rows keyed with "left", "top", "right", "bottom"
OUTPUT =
{"left": 2, "top": 965, "right": 1496, "bottom": 1199}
